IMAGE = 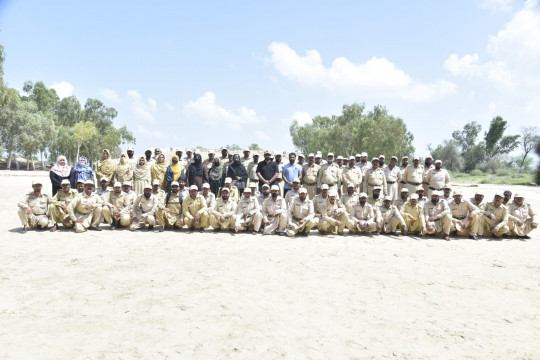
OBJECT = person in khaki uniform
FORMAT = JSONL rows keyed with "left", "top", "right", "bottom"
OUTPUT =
{"left": 248, "top": 182, "right": 260, "bottom": 198}
{"left": 50, "top": 179, "right": 78, "bottom": 231}
{"left": 151, "top": 179, "right": 167, "bottom": 229}
{"left": 199, "top": 182, "right": 216, "bottom": 216}
{"left": 394, "top": 188, "right": 409, "bottom": 212}
{"left": 286, "top": 188, "right": 316, "bottom": 237}
{"left": 18, "top": 180, "right": 50, "bottom": 233}
{"left": 422, "top": 155, "right": 435, "bottom": 195}
{"left": 302, "top": 153, "right": 320, "bottom": 200}
{"left": 425, "top": 160, "right": 451, "bottom": 197}
{"left": 313, "top": 184, "right": 329, "bottom": 227}
{"left": 210, "top": 188, "right": 237, "bottom": 232}
{"left": 441, "top": 185, "right": 453, "bottom": 203}
{"left": 246, "top": 154, "right": 260, "bottom": 188}
{"left": 347, "top": 192, "right": 377, "bottom": 234}
{"left": 398, "top": 156, "right": 409, "bottom": 194}
{"left": 363, "top": 158, "right": 387, "bottom": 197}
{"left": 258, "top": 183, "right": 271, "bottom": 207}
{"left": 160, "top": 181, "right": 184, "bottom": 231}
{"left": 102, "top": 182, "right": 132, "bottom": 230}
{"left": 284, "top": 178, "right": 301, "bottom": 206}
{"left": 424, "top": 191, "right": 452, "bottom": 240}
{"left": 217, "top": 178, "right": 239, "bottom": 203}
{"left": 261, "top": 185, "right": 288, "bottom": 235}
{"left": 367, "top": 185, "right": 384, "bottom": 208}
{"left": 470, "top": 190, "right": 487, "bottom": 212}
{"left": 448, "top": 190, "right": 480, "bottom": 240}
{"left": 402, "top": 194, "right": 426, "bottom": 236}
{"left": 67, "top": 180, "right": 104, "bottom": 233}
{"left": 183, "top": 185, "right": 209, "bottom": 232}
{"left": 342, "top": 156, "right": 362, "bottom": 194}
{"left": 402, "top": 156, "right": 424, "bottom": 196}
{"left": 377, "top": 196, "right": 407, "bottom": 235}
{"left": 479, "top": 193, "right": 510, "bottom": 238}
{"left": 507, "top": 194, "right": 537, "bottom": 239}
{"left": 234, "top": 187, "right": 263, "bottom": 234}
{"left": 319, "top": 191, "right": 348, "bottom": 236}
{"left": 316, "top": 153, "right": 340, "bottom": 195}
{"left": 130, "top": 184, "right": 159, "bottom": 231}
{"left": 340, "top": 183, "right": 359, "bottom": 213}
{"left": 384, "top": 156, "right": 401, "bottom": 202}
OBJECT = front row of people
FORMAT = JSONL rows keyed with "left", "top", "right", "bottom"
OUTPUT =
{"left": 18, "top": 178, "right": 537, "bottom": 239}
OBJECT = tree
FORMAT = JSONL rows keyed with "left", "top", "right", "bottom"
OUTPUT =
{"left": 22, "top": 81, "right": 59, "bottom": 113}
{"left": 72, "top": 121, "right": 97, "bottom": 161}
{"left": 427, "top": 139, "right": 464, "bottom": 172}
{"left": 249, "top": 143, "right": 262, "bottom": 150}
{"left": 290, "top": 103, "right": 414, "bottom": 158}
{"left": 517, "top": 127, "right": 540, "bottom": 172}
{"left": 484, "top": 116, "right": 519, "bottom": 158}
{"left": 224, "top": 144, "right": 242, "bottom": 151}
{"left": 535, "top": 141, "right": 540, "bottom": 184}
{"left": 0, "top": 98, "right": 26, "bottom": 169}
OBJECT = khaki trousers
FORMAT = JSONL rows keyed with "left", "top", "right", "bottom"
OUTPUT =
{"left": 346, "top": 218, "right": 377, "bottom": 233}
{"left": 18, "top": 209, "right": 49, "bottom": 228}
{"left": 184, "top": 212, "right": 210, "bottom": 229}
{"left": 319, "top": 212, "right": 348, "bottom": 233}
{"left": 479, "top": 216, "right": 510, "bottom": 237}
{"left": 236, "top": 212, "right": 263, "bottom": 231}
{"left": 73, "top": 208, "right": 102, "bottom": 233}
{"left": 210, "top": 214, "right": 235, "bottom": 230}
{"left": 49, "top": 205, "right": 74, "bottom": 228}
{"left": 509, "top": 218, "right": 536, "bottom": 236}
{"left": 130, "top": 213, "right": 157, "bottom": 231}
{"left": 450, "top": 216, "right": 479, "bottom": 236}
{"left": 425, "top": 214, "right": 452, "bottom": 235}
{"left": 263, "top": 213, "right": 288, "bottom": 235}
{"left": 286, "top": 218, "right": 317, "bottom": 237}
{"left": 102, "top": 206, "right": 131, "bottom": 227}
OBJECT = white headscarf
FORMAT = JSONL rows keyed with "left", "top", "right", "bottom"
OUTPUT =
{"left": 50, "top": 156, "right": 71, "bottom": 177}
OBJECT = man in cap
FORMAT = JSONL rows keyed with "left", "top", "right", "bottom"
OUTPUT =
{"left": 185, "top": 149, "right": 194, "bottom": 164}
{"left": 256, "top": 150, "right": 279, "bottom": 192}
{"left": 261, "top": 185, "right": 288, "bottom": 235}
{"left": 398, "top": 156, "right": 409, "bottom": 194}
{"left": 235, "top": 187, "right": 263, "bottom": 234}
{"left": 425, "top": 160, "right": 451, "bottom": 198}
{"left": 127, "top": 147, "right": 137, "bottom": 168}
{"left": 378, "top": 155, "right": 387, "bottom": 169}
{"left": 377, "top": 195, "right": 407, "bottom": 235}
{"left": 346, "top": 192, "right": 377, "bottom": 234}
{"left": 441, "top": 185, "right": 453, "bottom": 202}
{"left": 479, "top": 193, "right": 510, "bottom": 238}
{"left": 424, "top": 191, "right": 452, "bottom": 240}
{"left": 313, "top": 184, "right": 330, "bottom": 226}
{"left": 284, "top": 178, "right": 301, "bottom": 206}
{"left": 368, "top": 185, "right": 384, "bottom": 208}
{"left": 342, "top": 156, "right": 362, "bottom": 195}
{"left": 402, "top": 156, "right": 424, "bottom": 196}
{"left": 302, "top": 153, "right": 320, "bottom": 200}
{"left": 151, "top": 179, "right": 167, "bottom": 230}
{"left": 18, "top": 180, "right": 50, "bottom": 233}
{"left": 384, "top": 156, "right": 401, "bottom": 202}
{"left": 96, "top": 177, "right": 112, "bottom": 201}
{"left": 102, "top": 182, "right": 132, "bottom": 230}
{"left": 76, "top": 179, "right": 85, "bottom": 193}
{"left": 210, "top": 187, "right": 237, "bottom": 232}
{"left": 340, "top": 183, "right": 359, "bottom": 213}
{"left": 402, "top": 194, "right": 426, "bottom": 236}
{"left": 130, "top": 183, "right": 159, "bottom": 231}
{"left": 416, "top": 188, "right": 427, "bottom": 207}
{"left": 219, "top": 148, "right": 229, "bottom": 166}
{"left": 203, "top": 150, "right": 216, "bottom": 169}
{"left": 67, "top": 180, "right": 104, "bottom": 233}
{"left": 319, "top": 190, "right": 348, "bottom": 236}
{"left": 183, "top": 184, "right": 209, "bottom": 232}
{"left": 448, "top": 190, "right": 481, "bottom": 240}
{"left": 363, "top": 158, "right": 387, "bottom": 197}
{"left": 283, "top": 152, "right": 303, "bottom": 196}
{"left": 249, "top": 182, "right": 260, "bottom": 198}
{"left": 297, "top": 153, "right": 305, "bottom": 167}
{"left": 241, "top": 148, "right": 251, "bottom": 168}
{"left": 154, "top": 148, "right": 162, "bottom": 161}
{"left": 50, "top": 179, "right": 78, "bottom": 231}
{"left": 316, "top": 152, "right": 341, "bottom": 195}
{"left": 502, "top": 190, "right": 512, "bottom": 206}
{"left": 314, "top": 152, "right": 324, "bottom": 166}
{"left": 122, "top": 181, "right": 137, "bottom": 207}
{"left": 160, "top": 181, "right": 184, "bottom": 231}
{"left": 247, "top": 153, "right": 260, "bottom": 188}
{"left": 199, "top": 182, "right": 216, "bottom": 217}
{"left": 394, "top": 188, "right": 409, "bottom": 212}
{"left": 356, "top": 152, "right": 371, "bottom": 177}
{"left": 507, "top": 193, "right": 537, "bottom": 239}
{"left": 286, "top": 187, "right": 316, "bottom": 237}
{"left": 258, "top": 183, "right": 271, "bottom": 207}
{"left": 218, "top": 177, "right": 239, "bottom": 203}
{"left": 471, "top": 190, "right": 487, "bottom": 211}
{"left": 422, "top": 155, "right": 435, "bottom": 195}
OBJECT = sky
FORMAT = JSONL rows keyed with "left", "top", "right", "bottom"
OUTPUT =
{"left": 1, "top": 0, "right": 539, "bottom": 158}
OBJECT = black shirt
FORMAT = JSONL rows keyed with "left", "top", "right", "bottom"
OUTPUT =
{"left": 256, "top": 160, "right": 279, "bottom": 185}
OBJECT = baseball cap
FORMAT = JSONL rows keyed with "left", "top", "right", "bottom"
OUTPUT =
{"left": 298, "top": 188, "right": 307, "bottom": 194}
{"left": 32, "top": 180, "right": 43, "bottom": 185}
{"left": 113, "top": 182, "right": 122, "bottom": 187}
{"left": 143, "top": 183, "right": 152, "bottom": 190}
{"left": 171, "top": 181, "right": 179, "bottom": 186}
{"left": 271, "top": 185, "right": 280, "bottom": 191}
{"left": 262, "top": 184, "right": 270, "bottom": 189}
{"left": 61, "top": 179, "right": 70, "bottom": 185}
{"left": 85, "top": 180, "right": 94, "bottom": 185}
{"left": 358, "top": 192, "right": 368, "bottom": 198}
{"left": 202, "top": 183, "right": 210, "bottom": 189}
{"left": 189, "top": 185, "right": 198, "bottom": 191}
{"left": 152, "top": 179, "right": 160, "bottom": 186}
{"left": 224, "top": 177, "right": 232, "bottom": 184}
{"left": 243, "top": 187, "right": 252, "bottom": 193}
{"left": 321, "top": 184, "right": 329, "bottom": 190}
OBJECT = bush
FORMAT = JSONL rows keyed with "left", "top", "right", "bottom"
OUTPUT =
{"left": 495, "top": 168, "right": 511, "bottom": 176}
{"left": 469, "top": 169, "right": 483, "bottom": 176}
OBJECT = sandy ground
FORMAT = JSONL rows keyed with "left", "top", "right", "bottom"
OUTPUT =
{"left": 1, "top": 171, "right": 539, "bottom": 360}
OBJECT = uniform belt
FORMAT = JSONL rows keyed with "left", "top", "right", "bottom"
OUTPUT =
{"left": 407, "top": 181, "right": 422, "bottom": 186}
{"left": 275, "top": 179, "right": 282, "bottom": 182}
{"left": 429, "top": 186, "right": 444, "bottom": 191}
{"left": 387, "top": 181, "right": 396, "bottom": 184}
{"left": 303, "top": 182, "right": 316, "bottom": 186}
{"left": 368, "top": 183, "right": 381, "bottom": 187}
{"left": 250, "top": 178, "right": 258, "bottom": 182}
{"left": 454, "top": 216, "right": 467, "bottom": 220}
{"left": 325, "top": 183, "right": 336, "bottom": 187}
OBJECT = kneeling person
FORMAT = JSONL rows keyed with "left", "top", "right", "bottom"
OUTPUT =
{"left": 424, "top": 191, "right": 451, "bottom": 240}
{"left": 102, "top": 182, "right": 131, "bottom": 230}
{"left": 347, "top": 193, "right": 377, "bottom": 234}
{"left": 210, "top": 187, "right": 237, "bottom": 231}
{"left": 130, "top": 184, "right": 159, "bottom": 231}
{"left": 18, "top": 180, "right": 50, "bottom": 233}
{"left": 508, "top": 194, "right": 537, "bottom": 239}
{"left": 50, "top": 179, "right": 78, "bottom": 231}
{"left": 262, "top": 185, "right": 288, "bottom": 235}
{"left": 377, "top": 195, "right": 407, "bottom": 235}
{"left": 235, "top": 187, "right": 262, "bottom": 234}
{"left": 448, "top": 190, "right": 480, "bottom": 239}
{"left": 319, "top": 190, "right": 348, "bottom": 236}
{"left": 160, "top": 181, "right": 184, "bottom": 231}
{"left": 183, "top": 185, "right": 209, "bottom": 232}
{"left": 286, "top": 187, "right": 316, "bottom": 237}
{"left": 67, "top": 180, "right": 103, "bottom": 233}
{"left": 480, "top": 192, "right": 510, "bottom": 238}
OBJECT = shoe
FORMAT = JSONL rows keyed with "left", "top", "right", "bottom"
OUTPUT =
{"left": 159, "top": 227, "right": 164, "bottom": 232}
{"left": 148, "top": 225, "right": 154, "bottom": 231}
{"left": 278, "top": 231, "right": 285, "bottom": 236}
{"left": 451, "top": 231, "right": 458, "bottom": 237}
{"left": 522, "top": 235, "right": 531, "bottom": 239}
{"left": 251, "top": 230, "right": 258, "bottom": 235}
{"left": 319, "top": 231, "right": 327, "bottom": 235}
{"left": 21, "top": 225, "right": 29, "bottom": 234}
{"left": 110, "top": 225, "right": 116, "bottom": 230}
{"left": 188, "top": 227, "right": 194, "bottom": 233}
{"left": 469, "top": 234, "right": 478, "bottom": 240}
{"left": 502, "top": 234, "right": 510, "bottom": 239}
{"left": 50, "top": 224, "right": 58, "bottom": 232}
{"left": 416, "top": 232, "right": 424, "bottom": 237}
{"left": 213, "top": 228, "right": 220, "bottom": 233}
{"left": 444, "top": 234, "right": 450, "bottom": 241}
{"left": 301, "top": 231, "right": 309, "bottom": 237}
{"left": 338, "top": 231, "right": 347, "bottom": 236}
{"left": 199, "top": 228, "right": 204, "bottom": 233}
{"left": 88, "top": 226, "right": 102, "bottom": 231}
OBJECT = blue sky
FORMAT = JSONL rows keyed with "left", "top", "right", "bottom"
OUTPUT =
{"left": 1, "top": 0, "right": 539, "bottom": 158}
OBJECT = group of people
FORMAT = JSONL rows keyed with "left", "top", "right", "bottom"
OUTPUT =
{"left": 17, "top": 147, "right": 536, "bottom": 239}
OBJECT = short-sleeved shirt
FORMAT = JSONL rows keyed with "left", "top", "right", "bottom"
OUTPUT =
{"left": 282, "top": 163, "right": 303, "bottom": 190}
{"left": 256, "top": 160, "right": 279, "bottom": 185}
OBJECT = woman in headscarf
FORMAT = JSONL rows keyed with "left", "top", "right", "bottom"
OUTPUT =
{"left": 114, "top": 152, "right": 133, "bottom": 184}
{"left": 226, "top": 153, "right": 248, "bottom": 195}
{"left": 186, "top": 153, "right": 208, "bottom": 191}
{"left": 208, "top": 158, "right": 225, "bottom": 196}
{"left": 151, "top": 153, "right": 168, "bottom": 191}
{"left": 49, "top": 155, "right": 72, "bottom": 196}
{"left": 133, "top": 156, "right": 151, "bottom": 195}
{"left": 96, "top": 149, "right": 116, "bottom": 183}
{"left": 70, "top": 156, "right": 94, "bottom": 188}
{"left": 165, "top": 155, "right": 185, "bottom": 195}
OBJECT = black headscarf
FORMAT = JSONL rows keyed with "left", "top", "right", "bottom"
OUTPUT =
{"left": 227, "top": 154, "right": 248, "bottom": 182}
{"left": 189, "top": 153, "right": 204, "bottom": 177}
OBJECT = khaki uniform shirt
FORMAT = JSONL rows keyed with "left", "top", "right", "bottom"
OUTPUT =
{"left": 164, "top": 193, "right": 182, "bottom": 217}
{"left": 342, "top": 166, "right": 362, "bottom": 188}
{"left": 394, "top": 198, "right": 408, "bottom": 212}
{"left": 217, "top": 186, "right": 239, "bottom": 203}
{"left": 340, "top": 193, "right": 359, "bottom": 213}
{"left": 402, "top": 203, "right": 425, "bottom": 226}
{"left": 350, "top": 203, "right": 375, "bottom": 222}
{"left": 124, "top": 190, "right": 137, "bottom": 207}
{"left": 247, "top": 161, "right": 259, "bottom": 182}
{"left": 199, "top": 191, "right": 216, "bottom": 210}
{"left": 68, "top": 192, "right": 103, "bottom": 220}
{"left": 288, "top": 197, "right": 314, "bottom": 222}
{"left": 363, "top": 168, "right": 387, "bottom": 191}
{"left": 241, "top": 157, "right": 251, "bottom": 169}
{"left": 262, "top": 196, "right": 287, "bottom": 223}
{"left": 470, "top": 198, "right": 488, "bottom": 212}
{"left": 258, "top": 194, "right": 270, "bottom": 207}
{"left": 18, "top": 192, "right": 49, "bottom": 215}
{"left": 507, "top": 201, "right": 536, "bottom": 223}
{"left": 317, "top": 163, "right": 340, "bottom": 188}
{"left": 50, "top": 189, "right": 78, "bottom": 207}
{"left": 425, "top": 168, "right": 451, "bottom": 190}
{"left": 96, "top": 186, "right": 112, "bottom": 201}
{"left": 211, "top": 198, "right": 237, "bottom": 217}
{"left": 424, "top": 200, "right": 450, "bottom": 220}
{"left": 284, "top": 189, "right": 299, "bottom": 205}
{"left": 402, "top": 165, "right": 424, "bottom": 185}
{"left": 484, "top": 203, "right": 508, "bottom": 227}
{"left": 302, "top": 163, "right": 320, "bottom": 186}
{"left": 358, "top": 162, "right": 371, "bottom": 177}
{"left": 384, "top": 166, "right": 401, "bottom": 184}
{"left": 104, "top": 191, "right": 130, "bottom": 212}
{"left": 448, "top": 199, "right": 478, "bottom": 219}
{"left": 368, "top": 197, "right": 384, "bottom": 208}
{"left": 132, "top": 194, "right": 158, "bottom": 216}
{"left": 378, "top": 204, "right": 405, "bottom": 226}
{"left": 182, "top": 194, "right": 207, "bottom": 219}
{"left": 236, "top": 196, "right": 261, "bottom": 216}
{"left": 322, "top": 200, "right": 346, "bottom": 224}
{"left": 152, "top": 189, "right": 167, "bottom": 210}
{"left": 313, "top": 194, "right": 328, "bottom": 216}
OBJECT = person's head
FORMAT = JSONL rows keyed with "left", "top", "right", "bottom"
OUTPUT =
{"left": 425, "top": 155, "right": 433, "bottom": 167}
{"left": 348, "top": 156, "right": 355, "bottom": 168}
{"left": 224, "top": 178, "right": 232, "bottom": 189}
{"left": 228, "top": 154, "right": 233, "bottom": 161}
{"left": 233, "top": 154, "right": 241, "bottom": 163}
{"left": 453, "top": 190, "right": 463, "bottom": 204}
{"left": 157, "top": 154, "right": 165, "bottom": 163}
{"left": 138, "top": 157, "right": 146, "bottom": 166}
{"left": 212, "top": 158, "right": 221, "bottom": 168}
{"left": 101, "top": 177, "right": 109, "bottom": 189}
{"left": 360, "top": 152, "right": 368, "bottom": 162}
{"left": 390, "top": 156, "right": 397, "bottom": 167}
{"left": 77, "top": 181, "right": 85, "bottom": 193}
{"left": 431, "top": 191, "right": 441, "bottom": 204}
{"left": 113, "top": 182, "right": 122, "bottom": 194}
{"left": 264, "top": 150, "right": 272, "bottom": 161}
{"left": 143, "top": 185, "right": 152, "bottom": 198}
{"left": 321, "top": 184, "right": 329, "bottom": 197}
{"left": 119, "top": 152, "right": 128, "bottom": 164}
{"left": 57, "top": 156, "right": 67, "bottom": 166}
{"left": 32, "top": 181, "right": 43, "bottom": 193}
{"left": 378, "top": 155, "right": 385, "bottom": 166}
{"left": 308, "top": 153, "right": 315, "bottom": 165}
{"left": 61, "top": 179, "right": 71, "bottom": 192}
{"left": 435, "top": 160, "right": 442, "bottom": 170}
{"left": 514, "top": 194, "right": 524, "bottom": 206}
{"left": 127, "top": 149, "right": 134, "bottom": 158}
{"left": 371, "top": 157, "right": 379, "bottom": 169}
{"left": 243, "top": 188, "right": 252, "bottom": 198}
{"left": 327, "top": 153, "right": 334, "bottom": 164}
{"left": 383, "top": 196, "right": 392, "bottom": 208}
{"left": 410, "top": 194, "right": 419, "bottom": 206}
{"left": 202, "top": 183, "right": 210, "bottom": 196}
{"left": 336, "top": 156, "right": 343, "bottom": 166}
{"left": 443, "top": 186, "right": 452, "bottom": 197}
{"left": 221, "top": 148, "right": 228, "bottom": 158}
{"left": 275, "top": 154, "right": 282, "bottom": 163}
{"left": 249, "top": 183, "right": 257, "bottom": 195}
{"left": 413, "top": 156, "right": 420, "bottom": 166}
{"left": 315, "top": 154, "right": 322, "bottom": 164}
{"left": 208, "top": 151, "right": 215, "bottom": 160}
{"left": 292, "top": 178, "right": 301, "bottom": 191}
{"left": 289, "top": 152, "right": 296, "bottom": 164}
{"left": 145, "top": 149, "right": 152, "bottom": 158}
{"left": 154, "top": 148, "right": 161, "bottom": 156}
{"left": 262, "top": 184, "right": 270, "bottom": 196}
{"left": 402, "top": 156, "right": 409, "bottom": 167}
{"left": 243, "top": 149, "right": 250, "bottom": 158}
{"left": 372, "top": 186, "right": 382, "bottom": 199}
{"left": 175, "top": 150, "right": 183, "bottom": 158}
{"left": 347, "top": 183, "right": 355, "bottom": 195}
{"left": 503, "top": 190, "right": 512, "bottom": 203}
{"left": 178, "top": 178, "right": 186, "bottom": 189}
{"left": 494, "top": 193, "right": 503, "bottom": 206}
{"left": 152, "top": 179, "right": 160, "bottom": 192}
{"left": 171, "top": 181, "right": 179, "bottom": 193}
{"left": 122, "top": 181, "right": 131, "bottom": 193}
{"left": 79, "top": 156, "right": 87, "bottom": 165}
{"left": 328, "top": 191, "right": 337, "bottom": 203}
{"left": 474, "top": 191, "right": 484, "bottom": 203}
{"left": 102, "top": 149, "right": 109, "bottom": 159}
{"left": 221, "top": 187, "right": 230, "bottom": 200}
{"left": 400, "top": 188, "right": 409, "bottom": 200}
{"left": 84, "top": 180, "right": 93, "bottom": 194}
{"left": 271, "top": 185, "right": 280, "bottom": 198}
{"left": 194, "top": 153, "right": 202, "bottom": 163}
{"left": 416, "top": 188, "right": 424, "bottom": 199}
{"left": 189, "top": 185, "right": 198, "bottom": 198}
{"left": 299, "top": 188, "right": 307, "bottom": 201}
{"left": 297, "top": 154, "right": 305, "bottom": 164}
{"left": 253, "top": 154, "right": 259, "bottom": 163}
{"left": 186, "top": 150, "right": 193, "bottom": 157}
{"left": 359, "top": 193, "right": 368, "bottom": 205}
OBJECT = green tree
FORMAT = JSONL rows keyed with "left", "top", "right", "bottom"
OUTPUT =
{"left": 72, "top": 121, "right": 97, "bottom": 161}
{"left": 428, "top": 139, "right": 464, "bottom": 172}
{"left": 452, "top": 121, "right": 486, "bottom": 172}
{"left": 518, "top": 127, "right": 540, "bottom": 172}
{"left": 0, "top": 97, "right": 26, "bottom": 169}
{"left": 290, "top": 103, "right": 414, "bottom": 158}
{"left": 22, "top": 81, "right": 59, "bottom": 113}
{"left": 484, "top": 116, "right": 519, "bottom": 158}
{"left": 249, "top": 143, "right": 262, "bottom": 150}
{"left": 224, "top": 144, "right": 242, "bottom": 151}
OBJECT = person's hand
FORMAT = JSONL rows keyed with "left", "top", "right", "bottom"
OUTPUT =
{"left": 265, "top": 221, "right": 271, "bottom": 226}
{"left": 402, "top": 226, "right": 408, "bottom": 235}
{"left": 422, "top": 227, "right": 427, "bottom": 235}
{"left": 26, "top": 206, "right": 32, "bottom": 214}
{"left": 63, "top": 204, "right": 67, "bottom": 213}
{"left": 299, "top": 219, "right": 305, "bottom": 225}
{"left": 458, "top": 220, "right": 464, "bottom": 228}
{"left": 376, "top": 224, "right": 381, "bottom": 231}
{"left": 516, "top": 220, "right": 523, "bottom": 226}
{"left": 468, "top": 214, "right": 474, "bottom": 221}
{"left": 288, "top": 224, "right": 294, "bottom": 230}
{"left": 490, "top": 214, "right": 496, "bottom": 221}
{"left": 164, "top": 208, "right": 170, "bottom": 213}
{"left": 75, "top": 217, "right": 83, "bottom": 223}
{"left": 84, "top": 204, "right": 93, "bottom": 210}
{"left": 493, "top": 226, "right": 500, "bottom": 234}
{"left": 336, "top": 221, "right": 342, "bottom": 227}
{"left": 408, "top": 215, "right": 415, "bottom": 222}
{"left": 220, "top": 216, "right": 226, "bottom": 223}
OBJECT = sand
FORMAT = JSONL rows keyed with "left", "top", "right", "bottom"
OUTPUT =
{"left": 1, "top": 171, "right": 539, "bottom": 359}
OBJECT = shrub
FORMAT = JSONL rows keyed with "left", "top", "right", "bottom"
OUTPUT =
{"left": 470, "top": 169, "right": 483, "bottom": 176}
{"left": 495, "top": 168, "right": 511, "bottom": 176}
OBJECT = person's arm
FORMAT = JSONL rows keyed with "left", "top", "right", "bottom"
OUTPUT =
{"left": 195, "top": 196, "right": 207, "bottom": 216}
{"left": 182, "top": 199, "right": 194, "bottom": 220}
{"left": 67, "top": 196, "right": 80, "bottom": 221}
{"left": 268, "top": 163, "right": 279, "bottom": 183}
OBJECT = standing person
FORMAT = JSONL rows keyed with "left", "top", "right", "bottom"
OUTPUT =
{"left": 126, "top": 147, "right": 137, "bottom": 169}
{"left": 165, "top": 155, "right": 185, "bottom": 195}
{"left": 114, "top": 152, "right": 133, "bottom": 184}
{"left": 185, "top": 149, "right": 194, "bottom": 165}
{"left": 241, "top": 148, "right": 251, "bottom": 168}
{"left": 282, "top": 152, "right": 303, "bottom": 196}
{"left": 384, "top": 156, "right": 401, "bottom": 202}
{"left": 208, "top": 158, "right": 225, "bottom": 196}
{"left": 71, "top": 156, "right": 94, "bottom": 188}
{"left": 133, "top": 156, "right": 151, "bottom": 195}
{"left": 219, "top": 148, "right": 229, "bottom": 166}
{"left": 227, "top": 154, "right": 248, "bottom": 195}
{"left": 203, "top": 150, "right": 216, "bottom": 169}
{"left": 144, "top": 148, "right": 156, "bottom": 167}
{"left": 151, "top": 153, "right": 168, "bottom": 191}
{"left": 342, "top": 156, "right": 362, "bottom": 195}
{"left": 363, "top": 158, "right": 387, "bottom": 197}
{"left": 302, "top": 153, "right": 320, "bottom": 200}
{"left": 49, "top": 155, "right": 72, "bottom": 196}
{"left": 425, "top": 160, "right": 451, "bottom": 197}
{"left": 247, "top": 154, "right": 260, "bottom": 188}
{"left": 256, "top": 150, "right": 279, "bottom": 192}
{"left": 402, "top": 156, "right": 424, "bottom": 196}
{"left": 187, "top": 153, "right": 209, "bottom": 191}
{"left": 96, "top": 149, "right": 116, "bottom": 184}
{"left": 274, "top": 153, "right": 285, "bottom": 196}
{"left": 17, "top": 180, "right": 50, "bottom": 233}
{"left": 398, "top": 156, "right": 409, "bottom": 193}
{"left": 316, "top": 153, "right": 340, "bottom": 195}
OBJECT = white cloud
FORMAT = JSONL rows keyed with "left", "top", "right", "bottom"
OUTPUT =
{"left": 255, "top": 130, "right": 270, "bottom": 141}
{"left": 127, "top": 89, "right": 158, "bottom": 123}
{"left": 266, "top": 42, "right": 456, "bottom": 102}
{"left": 443, "top": 53, "right": 515, "bottom": 86}
{"left": 183, "top": 91, "right": 263, "bottom": 129}
{"left": 50, "top": 81, "right": 74, "bottom": 98}
{"left": 480, "top": 0, "right": 514, "bottom": 12}
{"left": 100, "top": 89, "right": 120, "bottom": 103}
{"left": 281, "top": 111, "right": 312, "bottom": 126}
{"left": 165, "top": 103, "right": 175, "bottom": 111}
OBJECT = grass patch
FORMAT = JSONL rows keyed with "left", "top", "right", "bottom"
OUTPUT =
{"left": 452, "top": 171, "right": 535, "bottom": 185}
